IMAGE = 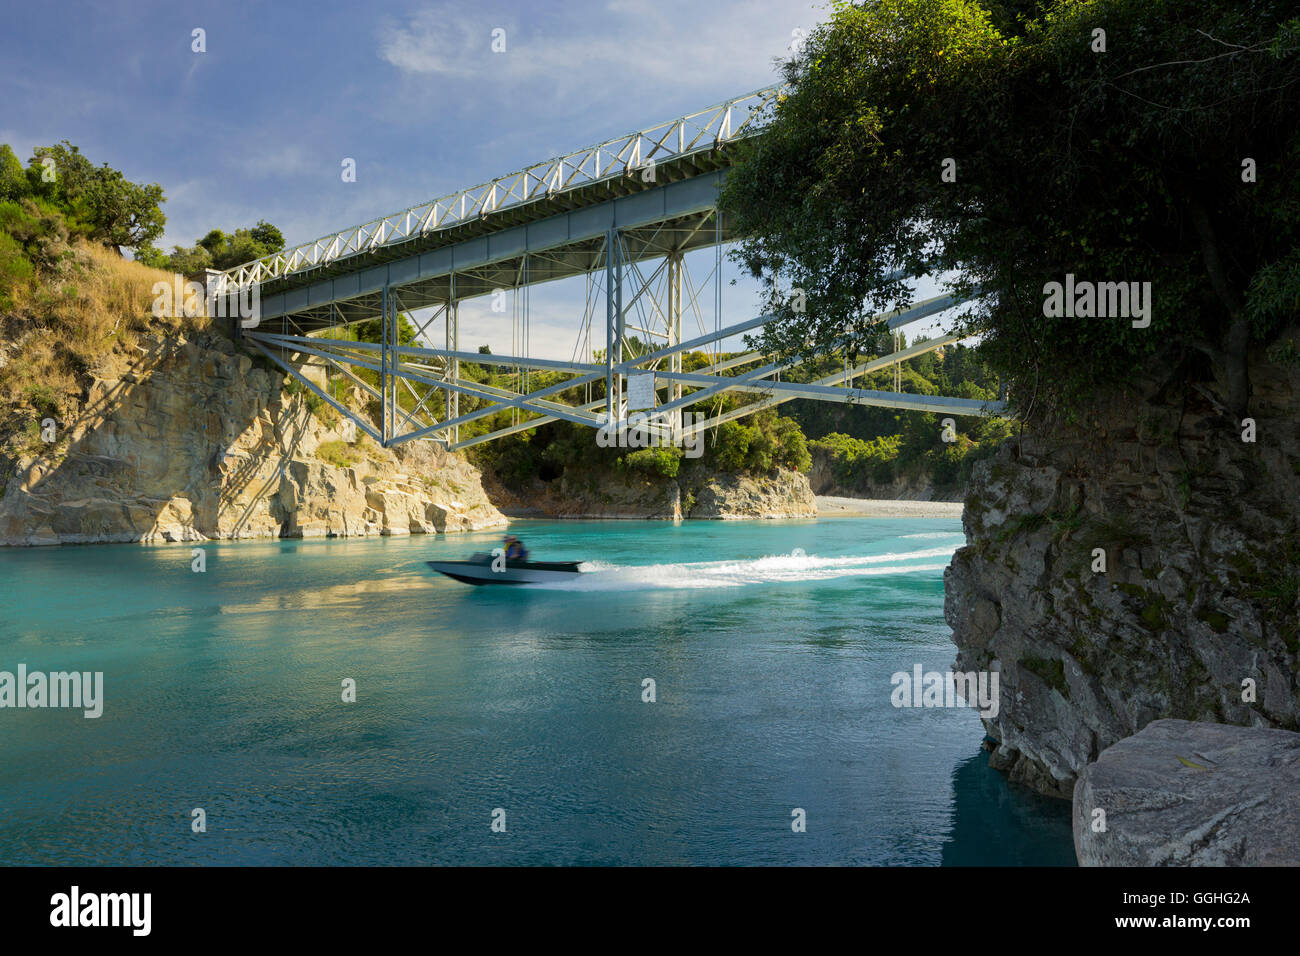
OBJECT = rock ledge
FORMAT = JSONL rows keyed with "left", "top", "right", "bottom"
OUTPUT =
{"left": 1073, "top": 718, "right": 1300, "bottom": 866}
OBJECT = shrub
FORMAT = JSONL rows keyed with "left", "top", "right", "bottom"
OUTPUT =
{"left": 710, "top": 408, "right": 811, "bottom": 474}
{"left": 622, "top": 446, "right": 683, "bottom": 479}
{"left": 772, "top": 414, "right": 812, "bottom": 472}
{"left": 22, "top": 383, "right": 60, "bottom": 419}
{"left": 813, "top": 432, "right": 903, "bottom": 490}
{"left": 0, "top": 145, "right": 27, "bottom": 201}
{"left": 316, "top": 440, "right": 360, "bottom": 469}
{"left": 0, "top": 231, "right": 34, "bottom": 307}
{"left": 713, "top": 421, "right": 757, "bottom": 472}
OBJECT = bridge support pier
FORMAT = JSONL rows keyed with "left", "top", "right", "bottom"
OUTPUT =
{"left": 667, "top": 250, "right": 684, "bottom": 442}
{"left": 604, "top": 228, "right": 623, "bottom": 428}
{"left": 380, "top": 282, "right": 390, "bottom": 445}
{"left": 445, "top": 276, "right": 459, "bottom": 446}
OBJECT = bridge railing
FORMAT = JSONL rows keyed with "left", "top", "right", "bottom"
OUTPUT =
{"left": 212, "top": 85, "right": 784, "bottom": 293}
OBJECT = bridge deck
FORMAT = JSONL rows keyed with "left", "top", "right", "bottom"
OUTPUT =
{"left": 254, "top": 180, "right": 729, "bottom": 332}
{"left": 213, "top": 86, "right": 781, "bottom": 306}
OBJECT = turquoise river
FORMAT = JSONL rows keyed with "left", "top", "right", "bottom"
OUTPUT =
{"left": 0, "top": 516, "right": 1074, "bottom": 865}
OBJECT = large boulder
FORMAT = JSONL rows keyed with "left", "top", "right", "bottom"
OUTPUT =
{"left": 1073, "top": 718, "right": 1300, "bottom": 866}
{"left": 687, "top": 468, "right": 816, "bottom": 519}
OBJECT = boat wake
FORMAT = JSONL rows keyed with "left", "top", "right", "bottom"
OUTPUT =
{"left": 533, "top": 546, "right": 956, "bottom": 591}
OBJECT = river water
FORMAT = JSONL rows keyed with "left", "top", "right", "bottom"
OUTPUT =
{"left": 0, "top": 517, "right": 1073, "bottom": 865}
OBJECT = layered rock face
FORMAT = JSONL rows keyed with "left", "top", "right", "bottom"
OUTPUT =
{"left": 484, "top": 459, "right": 817, "bottom": 520}
{"left": 687, "top": 468, "right": 818, "bottom": 519}
{"left": 1073, "top": 719, "right": 1300, "bottom": 866}
{"left": 0, "top": 331, "right": 505, "bottom": 545}
{"left": 807, "top": 445, "right": 962, "bottom": 502}
{"left": 945, "top": 348, "right": 1300, "bottom": 798}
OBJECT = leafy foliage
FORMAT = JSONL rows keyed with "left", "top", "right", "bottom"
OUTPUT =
{"left": 142, "top": 219, "right": 287, "bottom": 276}
{"left": 0, "top": 145, "right": 26, "bottom": 201}
{"left": 804, "top": 346, "right": 1014, "bottom": 493}
{"left": 196, "top": 222, "right": 286, "bottom": 271}
{"left": 621, "top": 446, "right": 684, "bottom": 478}
{"left": 0, "top": 139, "right": 171, "bottom": 311}
{"left": 720, "top": 0, "right": 1300, "bottom": 421}
{"left": 26, "top": 141, "right": 165, "bottom": 252}
{"left": 710, "top": 409, "right": 811, "bottom": 474}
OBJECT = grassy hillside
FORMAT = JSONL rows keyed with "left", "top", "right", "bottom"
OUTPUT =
{"left": 0, "top": 140, "right": 211, "bottom": 466}
{"left": 0, "top": 239, "right": 209, "bottom": 467}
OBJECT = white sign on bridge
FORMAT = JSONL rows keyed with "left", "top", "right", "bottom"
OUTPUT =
{"left": 626, "top": 371, "right": 656, "bottom": 410}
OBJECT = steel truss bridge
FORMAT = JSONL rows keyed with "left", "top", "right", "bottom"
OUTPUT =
{"left": 209, "top": 85, "right": 1006, "bottom": 452}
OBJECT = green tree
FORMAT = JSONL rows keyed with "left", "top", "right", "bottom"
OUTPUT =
{"left": 195, "top": 223, "right": 287, "bottom": 270}
{"left": 28, "top": 141, "right": 97, "bottom": 206}
{"left": 0, "top": 145, "right": 28, "bottom": 201}
{"left": 720, "top": 0, "right": 1300, "bottom": 421}
{"left": 80, "top": 168, "right": 165, "bottom": 251}
{"left": 167, "top": 244, "right": 214, "bottom": 276}
{"left": 249, "top": 219, "right": 284, "bottom": 252}
{"left": 354, "top": 312, "right": 421, "bottom": 346}
{"left": 197, "top": 229, "right": 226, "bottom": 258}
{"left": 24, "top": 141, "right": 165, "bottom": 252}
{"left": 132, "top": 242, "right": 171, "bottom": 270}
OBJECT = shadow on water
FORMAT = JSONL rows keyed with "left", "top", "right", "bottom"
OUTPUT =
{"left": 941, "top": 749, "right": 1077, "bottom": 866}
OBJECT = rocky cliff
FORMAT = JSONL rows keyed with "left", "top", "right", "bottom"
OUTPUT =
{"left": 0, "top": 330, "right": 505, "bottom": 545}
{"left": 945, "top": 341, "right": 1300, "bottom": 798}
{"left": 808, "top": 444, "right": 962, "bottom": 502}
{"left": 483, "top": 459, "right": 817, "bottom": 520}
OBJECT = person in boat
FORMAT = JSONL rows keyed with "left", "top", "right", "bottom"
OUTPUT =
{"left": 504, "top": 535, "right": 528, "bottom": 561}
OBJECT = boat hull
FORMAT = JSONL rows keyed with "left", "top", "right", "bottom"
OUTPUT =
{"left": 426, "top": 554, "right": 584, "bottom": 586}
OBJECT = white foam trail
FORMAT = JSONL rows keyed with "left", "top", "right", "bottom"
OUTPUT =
{"left": 538, "top": 547, "right": 954, "bottom": 591}
{"left": 899, "top": 532, "right": 966, "bottom": 540}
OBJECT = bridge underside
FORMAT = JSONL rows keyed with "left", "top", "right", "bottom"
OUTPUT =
{"left": 216, "top": 87, "right": 1006, "bottom": 453}
{"left": 241, "top": 248, "right": 1006, "bottom": 454}
{"left": 257, "top": 207, "right": 728, "bottom": 337}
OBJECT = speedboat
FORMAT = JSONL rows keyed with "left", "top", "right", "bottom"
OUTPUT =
{"left": 426, "top": 552, "right": 585, "bottom": 586}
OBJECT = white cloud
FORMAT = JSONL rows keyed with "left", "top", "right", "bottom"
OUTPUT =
{"left": 229, "top": 145, "right": 314, "bottom": 179}
{"left": 377, "top": 8, "right": 482, "bottom": 76}
{"left": 377, "top": 0, "right": 808, "bottom": 97}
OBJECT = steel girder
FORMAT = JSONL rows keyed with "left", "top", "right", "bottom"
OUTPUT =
{"left": 210, "top": 87, "right": 781, "bottom": 293}
{"left": 244, "top": 282, "right": 1005, "bottom": 455}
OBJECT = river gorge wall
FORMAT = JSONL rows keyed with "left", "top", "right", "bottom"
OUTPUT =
{"left": 945, "top": 340, "right": 1300, "bottom": 798}
{"left": 0, "top": 330, "right": 505, "bottom": 545}
{"left": 481, "top": 459, "right": 817, "bottom": 520}
{"left": 807, "top": 444, "right": 962, "bottom": 502}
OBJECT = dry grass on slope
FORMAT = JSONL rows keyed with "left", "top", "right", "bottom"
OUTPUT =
{"left": 1, "top": 242, "right": 212, "bottom": 455}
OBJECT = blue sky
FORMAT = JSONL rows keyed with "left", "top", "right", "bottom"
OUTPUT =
{"left": 1, "top": 0, "right": 957, "bottom": 358}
